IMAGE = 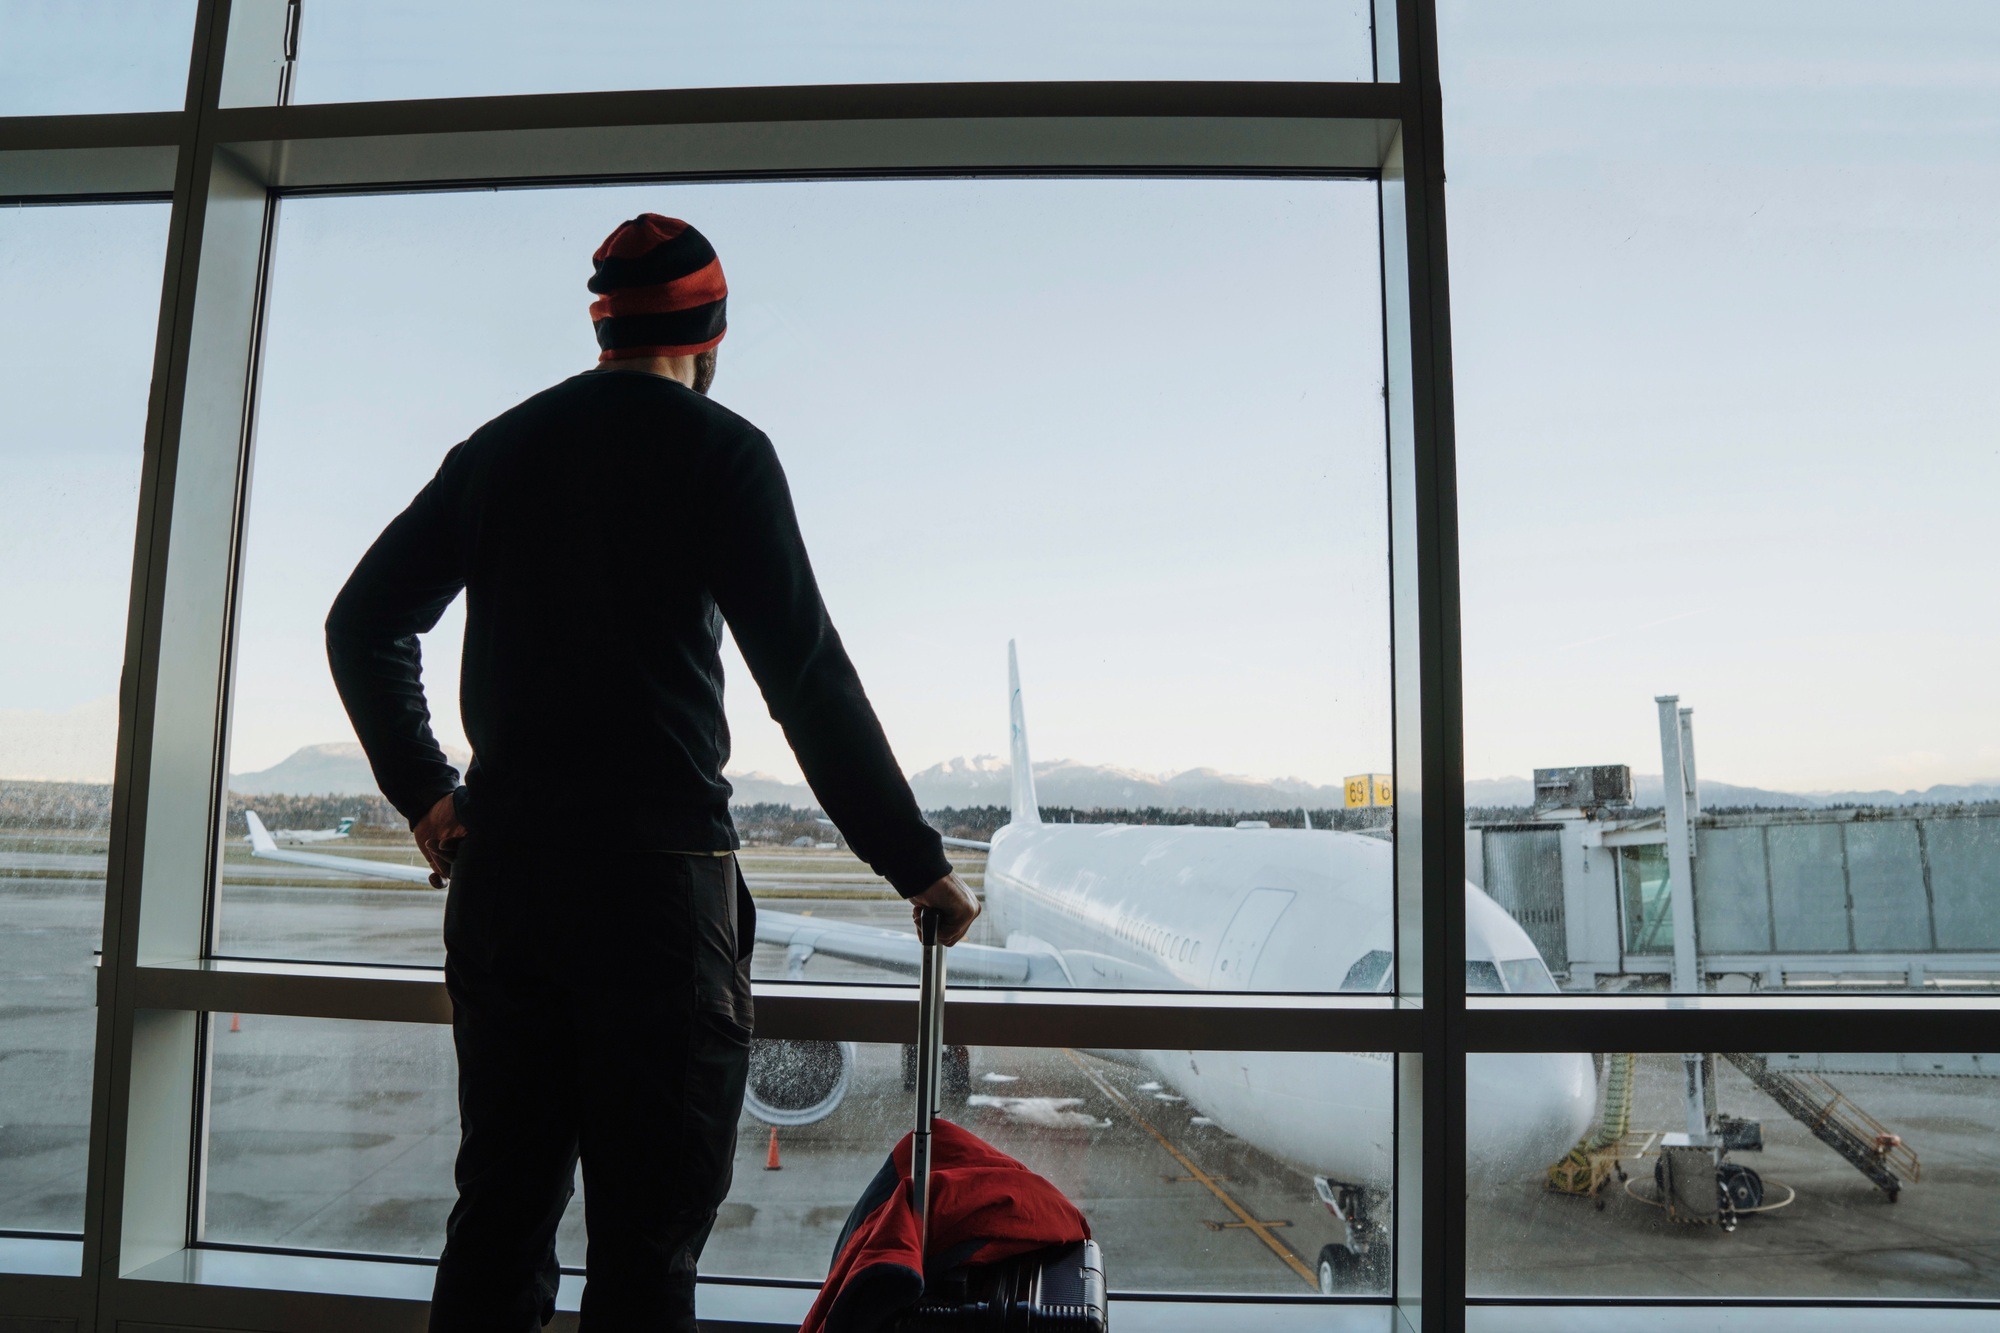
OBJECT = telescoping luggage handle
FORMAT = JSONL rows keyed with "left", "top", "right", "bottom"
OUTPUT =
{"left": 911, "top": 907, "right": 947, "bottom": 1253}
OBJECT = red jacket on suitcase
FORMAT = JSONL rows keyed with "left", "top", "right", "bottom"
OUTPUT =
{"left": 803, "top": 1118, "right": 1092, "bottom": 1333}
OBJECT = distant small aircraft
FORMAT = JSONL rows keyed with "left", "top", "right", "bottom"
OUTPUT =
{"left": 255, "top": 814, "right": 356, "bottom": 845}
{"left": 244, "top": 811, "right": 432, "bottom": 883}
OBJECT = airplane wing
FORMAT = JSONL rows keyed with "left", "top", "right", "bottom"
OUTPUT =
{"left": 939, "top": 835, "right": 991, "bottom": 851}
{"left": 755, "top": 908, "right": 1068, "bottom": 985}
{"left": 243, "top": 811, "right": 434, "bottom": 885}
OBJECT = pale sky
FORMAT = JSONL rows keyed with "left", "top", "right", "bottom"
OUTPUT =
{"left": 2, "top": 3, "right": 1995, "bottom": 795}
{"left": 224, "top": 178, "right": 1392, "bottom": 786}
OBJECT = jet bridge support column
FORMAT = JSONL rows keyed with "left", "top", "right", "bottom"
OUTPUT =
{"left": 1657, "top": 696, "right": 1701, "bottom": 992}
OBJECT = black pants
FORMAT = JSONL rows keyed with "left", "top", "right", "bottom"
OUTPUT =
{"left": 429, "top": 835, "right": 755, "bottom": 1332}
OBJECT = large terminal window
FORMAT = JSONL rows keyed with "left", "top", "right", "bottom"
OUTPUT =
{"left": 1445, "top": 0, "right": 2000, "bottom": 995}
{"left": 214, "top": 178, "right": 1396, "bottom": 997}
{"left": 0, "top": 203, "right": 169, "bottom": 1235}
{"left": 7, "top": 0, "right": 1994, "bottom": 1328}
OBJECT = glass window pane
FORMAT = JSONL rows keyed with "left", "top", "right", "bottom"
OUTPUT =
{"left": 1617, "top": 845, "right": 1671, "bottom": 956}
{"left": 1445, "top": 0, "right": 2000, "bottom": 993}
{"left": 1472, "top": 1051, "right": 2000, "bottom": 1298}
{"left": 205, "top": 1016, "right": 1397, "bottom": 1296}
{"left": 216, "top": 178, "right": 1393, "bottom": 995}
{"left": 264, "top": 0, "right": 1374, "bottom": 106}
{"left": 0, "top": 1, "right": 197, "bottom": 115}
{"left": 0, "top": 201, "right": 168, "bottom": 1233}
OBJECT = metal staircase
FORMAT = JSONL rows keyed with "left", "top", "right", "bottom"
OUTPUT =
{"left": 1722, "top": 1053, "right": 1920, "bottom": 1201}
{"left": 1546, "top": 1053, "right": 1636, "bottom": 1201}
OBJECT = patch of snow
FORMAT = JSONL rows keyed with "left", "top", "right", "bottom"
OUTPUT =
{"left": 967, "top": 1095, "right": 1111, "bottom": 1130}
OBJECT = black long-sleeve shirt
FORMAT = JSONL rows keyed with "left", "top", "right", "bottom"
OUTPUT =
{"left": 325, "top": 368, "right": 951, "bottom": 898}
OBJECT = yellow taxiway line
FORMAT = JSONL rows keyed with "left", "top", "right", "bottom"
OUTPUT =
{"left": 1066, "top": 1050, "right": 1318, "bottom": 1289}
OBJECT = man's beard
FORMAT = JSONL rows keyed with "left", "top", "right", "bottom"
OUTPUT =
{"left": 693, "top": 348, "right": 718, "bottom": 395}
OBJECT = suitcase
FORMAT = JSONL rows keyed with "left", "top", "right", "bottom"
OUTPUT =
{"left": 894, "top": 909, "right": 1109, "bottom": 1333}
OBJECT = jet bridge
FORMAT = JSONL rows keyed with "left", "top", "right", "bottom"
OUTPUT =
{"left": 1467, "top": 699, "right": 2000, "bottom": 995}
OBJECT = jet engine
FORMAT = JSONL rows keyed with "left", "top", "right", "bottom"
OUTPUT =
{"left": 743, "top": 1038, "right": 856, "bottom": 1127}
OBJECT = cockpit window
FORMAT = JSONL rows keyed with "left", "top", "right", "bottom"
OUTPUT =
{"left": 1341, "top": 948, "right": 1392, "bottom": 992}
{"left": 1465, "top": 960, "right": 1505, "bottom": 993}
{"left": 1499, "top": 957, "right": 1558, "bottom": 995}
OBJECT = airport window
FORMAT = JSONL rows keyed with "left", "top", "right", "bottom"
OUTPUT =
{"left": 204, "top": 1015, "right": 1395, "bottom": 1296}
{"left": 10, "top": 1, "right": 1998, "bottom": 1328}
{"left": 213, "top": 177, "right": 1395, "bottom": 995}
{"left": 259, "top": 0, "right": 1376, "bottom": 106}
{"left": 0, "top": 202, "right": 170, "bottom": 1235}
{"left": 1617, "top": 844, "right": 1671, "bottom": 957}
{"left": 1470, "top": 1051, "right": 2000, "bottom": 1299}
{"left": 0, "top": 0, "right": 198, "bottom": 115}
{"left": 1443, "top": 0, "right": 2000, "bottom": 994}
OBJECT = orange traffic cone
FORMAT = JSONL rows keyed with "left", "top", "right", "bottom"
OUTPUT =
{"left": 229, "top": 1013, "right": 241, "bottom": 1033}
{"left": 764, "top": 1126, "right": 782, "bottom": 1171}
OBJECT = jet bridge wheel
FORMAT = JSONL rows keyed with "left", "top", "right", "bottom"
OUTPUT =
{"left": 1718, "top": 1162, "right": 1765, "bottom": 1211}
{"left": 1648, "top": 1158, "right": 1767, "bottom": 1228}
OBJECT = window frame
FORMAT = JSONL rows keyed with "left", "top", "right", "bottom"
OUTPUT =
{"left": 1, "top": 0, "right": 1994, "bottom": 1329}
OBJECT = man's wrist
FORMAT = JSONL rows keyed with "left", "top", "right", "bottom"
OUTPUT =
{"left": 890, "top": 854, "right": 956, "bottom": 900}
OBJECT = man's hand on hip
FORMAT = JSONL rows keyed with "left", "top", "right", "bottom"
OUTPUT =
{"left": 414, "top": 792, "right": 469, "bottom": 888}
{"left": 909, "top": 872, "right": 981, "bottom": 946}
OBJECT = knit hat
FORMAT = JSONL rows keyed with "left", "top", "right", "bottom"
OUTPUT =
{"left": 588, "top": 214, "right": 727, "bottom": 362}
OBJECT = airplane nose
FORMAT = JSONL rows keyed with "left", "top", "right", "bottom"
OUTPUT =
{"left": 1465, "top": 1052, "right": 1598, "bottom": 1181}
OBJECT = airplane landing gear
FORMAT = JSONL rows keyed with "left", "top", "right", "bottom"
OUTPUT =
{"left": 1313, "top": 1177, "right": 1388, "bottom": 1293}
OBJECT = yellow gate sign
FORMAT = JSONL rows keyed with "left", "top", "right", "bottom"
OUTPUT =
{"left": 1345, "top": 773, "right": 1393, "bottom": 808}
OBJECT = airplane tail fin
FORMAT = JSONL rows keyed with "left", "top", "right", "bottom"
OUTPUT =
{"left": 245, "top": 811, "right": 276, "bottom": 853}
{"left": 1008, "top": 640, "right": 1041, "bottom": 826}
{"left": 336, "top": 817, "right": 355, "bottom": 834}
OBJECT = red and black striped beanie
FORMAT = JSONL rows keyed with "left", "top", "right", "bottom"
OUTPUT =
{"left": 588, "top": 214, "right": 727, "bottom": 362}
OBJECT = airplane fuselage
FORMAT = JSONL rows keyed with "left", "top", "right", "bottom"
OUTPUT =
{"left": 980, "top": 821, "right": 1596, "bottom": 1189}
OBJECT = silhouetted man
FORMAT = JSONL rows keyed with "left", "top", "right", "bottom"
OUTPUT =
{"left": 327, "top": 214, "right": 980, "bottom": 1332}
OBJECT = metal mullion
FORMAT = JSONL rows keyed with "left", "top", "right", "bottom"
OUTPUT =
{"left": 80, "top": 0, "right": 290, "bottom": 1318}
{"left": 1467, "top": 997, "right": 2000, "bottom": 1054}
{"left": 0, "top": 111, "right": 186, "bottom": 201}
{"left": 79, "top": 1, "right": 229, "bottom": 1320}
{"left": 218, "top": 116, "right": 1401, "bottom": 194}
{"left": 125, "top": 963, "right": 1421, "bottom": 1053}
{"left": 209, "top": 78, "right": 1406, "bottom": 139}
{"left": 0, "top": 111, "right": 186, "bottom": 147}
{"left": 1385, "top": 0, "right": 1464, "bottom": 1329}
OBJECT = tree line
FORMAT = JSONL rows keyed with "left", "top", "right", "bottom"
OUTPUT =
{"left": 4, "top": 779, "right": 1395, "bottom": 842}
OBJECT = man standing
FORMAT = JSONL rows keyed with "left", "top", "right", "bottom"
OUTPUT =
{"left": 326, "top": 214, "right": 980, "bottom": 1332}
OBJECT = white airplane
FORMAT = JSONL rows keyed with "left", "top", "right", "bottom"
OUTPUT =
{"left": 244, "top": 811, "right": 430, "bottom": 882}
{"left": 252, "top": 814, "right": 357, "bottom": 844}
{"left": 751, "top": 643, "right": 1597, "bottom": 1290}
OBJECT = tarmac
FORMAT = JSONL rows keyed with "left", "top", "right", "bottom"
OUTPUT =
{"left": 4, "top": 830, "right": 1998, "bottom": 1298}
